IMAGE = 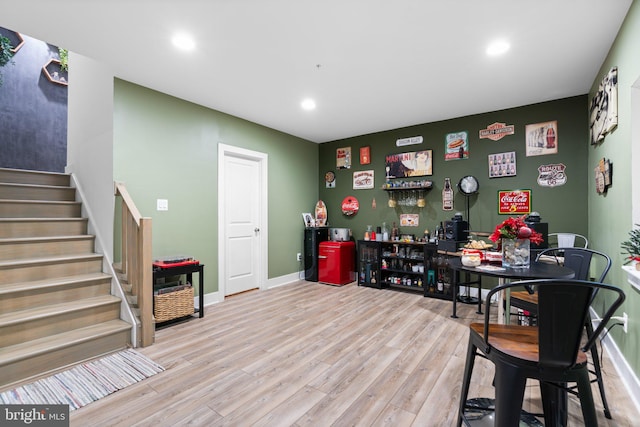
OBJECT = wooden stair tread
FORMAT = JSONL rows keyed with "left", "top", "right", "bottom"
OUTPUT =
{"left": 0, "top": 295, "right": 121, "bottom": 325}
{"left": 0, "top": 182, "right": 72, "bottom": 190}
{"left": 0, "top": 235, "right": 94, "bottom": 244}
{"left": 0, "top": 218, "right": 87, "bottom": 223}
{"left": 0, "top": 253, "right": 103, "bottom": 269}
{"left": 0, "top": 272, "right": 112, "bottom": 295}
{"left": 0, "top": 320, "right": 131, "bottom": 365}
{"left": 0, "top": 199, "right": 80, "bottom": 205}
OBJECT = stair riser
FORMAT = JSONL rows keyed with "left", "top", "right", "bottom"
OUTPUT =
{"left": 0, "top": 238, "right": 95, "bottom": 261}
{"left": 0, "top": 331, "right": 129, "bottom": 389}
{"left": 0, "top": 169, "right": 70, "bottom": 187}
{"left": 0, "top": 202, "right": 81, "bottom": 218}
{"left": 0, "top": 258, "right": 103, "bottom": 285}
{"left": 0, "top": 184, "right": 76, "bottom": 201}
{"left": 0, "top": 301, "right": 122, "bottom": 347}
{"left": 0, "top": 219, "right": 88, "bottom": 238}
{"left": 0, "top": 278, "right": 111, "bottom": 312}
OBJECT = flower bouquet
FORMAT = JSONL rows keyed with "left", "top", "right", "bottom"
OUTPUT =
{"left": 489, "top": 215, "right": 544, "bottom": 268}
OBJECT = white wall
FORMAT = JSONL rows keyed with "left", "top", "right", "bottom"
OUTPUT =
{"left": 65, "top": 51, "right": 115, "bottom": 258}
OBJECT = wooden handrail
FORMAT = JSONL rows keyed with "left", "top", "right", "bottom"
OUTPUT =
{"left": 115, "top": 182, "right": 154, "bottom": 347}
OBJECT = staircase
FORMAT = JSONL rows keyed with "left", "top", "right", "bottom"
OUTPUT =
{"left": 0, "top": 168, "right": 131, "bottom": 390}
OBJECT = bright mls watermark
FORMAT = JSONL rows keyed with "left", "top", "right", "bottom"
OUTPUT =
{"left": 1, "top": 405, "right": 69, "bottom": 426}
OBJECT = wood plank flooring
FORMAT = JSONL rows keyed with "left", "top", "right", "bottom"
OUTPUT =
{"left": 71, "top": 281, "right": 638, "bottom": 426}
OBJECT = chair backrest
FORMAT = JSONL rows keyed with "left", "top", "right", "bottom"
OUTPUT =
{"left": 483, "top": 279, "right": 625, "bottom": 369}
{"left": 535, "top": 247, "right": 612, "bottom": 282}
{"left": 548, "top": 232, "right": 589, "bottom": 248}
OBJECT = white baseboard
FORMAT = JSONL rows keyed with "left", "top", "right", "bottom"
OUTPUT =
{"left": 590, "top": 307, "right": 640, "bottom": 415}
{"left": 198, "top": 271, "right": 305, "bottom": 309}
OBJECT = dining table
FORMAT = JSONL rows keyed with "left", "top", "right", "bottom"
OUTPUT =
{"left": 448, "top": 257, "right": 576, "bottom": 323}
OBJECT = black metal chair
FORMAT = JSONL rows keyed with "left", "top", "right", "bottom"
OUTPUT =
{"left": 458, "top": 279, "right": 625, "bottom": 427}
{"left": 510, "top": 247, "right": 614, "bottom": 418}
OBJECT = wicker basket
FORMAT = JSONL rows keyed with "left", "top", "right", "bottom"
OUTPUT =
{"left": 154, "top": 285, "right": 194, "bottom": 322}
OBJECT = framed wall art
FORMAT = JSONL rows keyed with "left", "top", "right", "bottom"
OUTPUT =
{"left": 488, "top": 151, "right": 516, "bottom": 178}
{"left": 336, "top": 147, "right": 351, "bottom": 169}
{"left": 385, "top": 150, "right": 432, "bottom": 178}
{"left": 525, "top": 121, "right": 558, "bottom": 157}
{"left": 359, "top": 146, "right": 371, "bottom": 165}
{"left": 353, "top": 170, "right": 374, "bottom": 189}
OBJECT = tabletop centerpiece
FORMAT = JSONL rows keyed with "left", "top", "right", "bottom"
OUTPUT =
{"left": 621, "top": 224, "right": 640, "bottom": 270}
{"left": 489, "top": 215, "right": 544, "bottom": 268}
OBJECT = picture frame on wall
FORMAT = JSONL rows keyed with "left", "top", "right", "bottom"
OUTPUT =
{"left": 353, "top": 170, "right": 374, "bottom": 189}
{"left": 385, "top": 150, "right": 433, "bottom": 178}
{"left": 360, "top": 146, "right": 371, "bottom": 165}
{"left": 336, "top": 147, "right": 351, "bottom": 169}
{"left": 525, "top": 121, "right": 558, "bottom": 157}
{"left": 488, "top": 151, "right": 516, "bottom": 178}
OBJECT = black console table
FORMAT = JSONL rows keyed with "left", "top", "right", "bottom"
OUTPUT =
{"left": 152, "top": 263, "right": 205, "bottom": 319}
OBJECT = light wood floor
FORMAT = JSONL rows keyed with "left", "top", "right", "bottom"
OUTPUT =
{"left": 71, "top": 281, "right": 638, "bottom": 426}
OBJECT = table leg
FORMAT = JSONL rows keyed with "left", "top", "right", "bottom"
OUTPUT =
{"left": 198, "top": 266, "right": 204, "bottom": 318}
{"left": 451, "top": 268, "right": 458, "bottom": 318}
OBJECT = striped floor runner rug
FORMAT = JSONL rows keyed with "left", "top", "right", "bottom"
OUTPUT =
{"left": 0, "top": 349, "right": 164, "bottom": 411}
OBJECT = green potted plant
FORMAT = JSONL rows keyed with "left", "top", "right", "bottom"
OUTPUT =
{"left": 0, "top": 34, "right": 15, "bottom": 86}
{"left": 58, "top": 47, "right": 68, "bottom": 72}
{"left": 621, "top": 225, "right": 640, "bottom": 270}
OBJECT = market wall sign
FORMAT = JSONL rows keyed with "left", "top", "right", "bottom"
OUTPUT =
{"left": 498, "top": 189, "right": 531, "bottom": 214}
{"left": 537, "top": 163, "right": 567, "bottom": 187}
{"left": 396, "top": 136, "right": 423, "bottom": 147}
{"left": 479, "top": 122, "right": 515, "bottom": 141}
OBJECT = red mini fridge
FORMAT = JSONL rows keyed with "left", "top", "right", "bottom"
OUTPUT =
{"left": 318, "top": 241, "right": 355, "bottom": 286}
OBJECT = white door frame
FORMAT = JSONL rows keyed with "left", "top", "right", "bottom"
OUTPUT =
{"left": 218, "top": 143, "right": 268, "bottom": 297}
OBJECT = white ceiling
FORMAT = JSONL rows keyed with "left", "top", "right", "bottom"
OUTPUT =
{"left": 2, "top": 0, "right": 633, "bottom": 143}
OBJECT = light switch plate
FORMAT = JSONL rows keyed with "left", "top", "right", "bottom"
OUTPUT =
{"left": 157, "top": 199, "right": 169, "bottom": 211}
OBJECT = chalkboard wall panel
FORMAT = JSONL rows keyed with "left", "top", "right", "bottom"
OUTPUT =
{"left": 0, "top": 27, "right": 67, "bottom": 173}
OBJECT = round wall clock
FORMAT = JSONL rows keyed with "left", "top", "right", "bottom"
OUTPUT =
{"left": 458, "top": 175, "right": 479, "bottom": 195}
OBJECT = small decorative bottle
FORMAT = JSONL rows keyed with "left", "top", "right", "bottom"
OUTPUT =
{"left": 442, "top": 177, "right": 454, "bottom": 211}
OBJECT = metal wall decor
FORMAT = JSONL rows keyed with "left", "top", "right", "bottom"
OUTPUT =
{"left": 590, "top": 67, "right": 618, "bottom": 145}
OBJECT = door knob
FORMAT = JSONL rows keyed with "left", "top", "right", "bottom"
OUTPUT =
{"left": 254, "top": 227, "right": 260, "bottom": 233}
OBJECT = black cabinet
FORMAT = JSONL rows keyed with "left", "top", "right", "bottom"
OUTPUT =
{"left": 357, "top": 241, "right": 453, "bottom": 300}
{"left": 304, "top": 227, "right": 329, "bottom": 281}
{"left": 358, "top": 240, "right": 381, "bottom": 288}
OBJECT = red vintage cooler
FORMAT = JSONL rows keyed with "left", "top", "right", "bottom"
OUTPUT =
{"left": 318, "top": 241, "right": 355, "bottom": 286}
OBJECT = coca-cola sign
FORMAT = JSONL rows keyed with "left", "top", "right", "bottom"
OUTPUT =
{"left": 341, "top": 196, "right": 359, "bottom": 216}
{"left": 498, "top": 190, "right": 531, "bottom": 214}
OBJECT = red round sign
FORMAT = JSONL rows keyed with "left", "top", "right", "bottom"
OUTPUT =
{"left": 341, "top": 196, "right": 359, "bottom": 216}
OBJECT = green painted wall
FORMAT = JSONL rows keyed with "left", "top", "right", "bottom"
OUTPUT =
{"left": 319, "top": 95, "right": 589, "bottom": 243}
{"left": 113, "top": 79, "right": 318, "bottom": 293}
{"left": 588, "top": 0, "right": 640, "bottom": 376}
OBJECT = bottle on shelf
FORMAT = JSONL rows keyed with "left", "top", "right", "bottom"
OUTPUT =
{"left": 442, "top": 177, "right": 454, "bottom": 211}
{"left": 382, "top": 222, "right": 389, "bottom": 241}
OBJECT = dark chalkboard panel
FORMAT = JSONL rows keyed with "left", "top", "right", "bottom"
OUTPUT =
{"left": 0, "top": 27, "right": 67, "bottom": 173}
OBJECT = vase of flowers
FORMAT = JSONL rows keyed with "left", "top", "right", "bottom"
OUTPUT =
{"left": 621, "top": 225, "right": 640, "bottom": 271}
{"left": 489, "top": 215, "right": 544, "bottom": 268}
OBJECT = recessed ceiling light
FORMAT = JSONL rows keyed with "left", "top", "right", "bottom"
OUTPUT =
{"left": 171, "top": 33, "right": 196, "bottom": 51}
{"left": 301, "top": 98, "right": 316, "bottom": 111}
{"left": 486, "top": 40, "right": 510, "bottom": 56}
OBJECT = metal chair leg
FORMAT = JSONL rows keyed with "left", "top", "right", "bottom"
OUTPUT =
{"left": 585, "top": 320, "right": 612, "bottom": 418}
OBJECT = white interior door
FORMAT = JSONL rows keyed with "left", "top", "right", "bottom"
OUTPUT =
{"left": 219, "top": 144, "right": 268, "bottom": 297}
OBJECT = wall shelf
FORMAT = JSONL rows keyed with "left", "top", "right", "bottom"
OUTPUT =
{"left": 2, "top": 29, "right": 24, "bottom": 54}
{"left": 42, "top": 59, "right": 68, "bottom": 86}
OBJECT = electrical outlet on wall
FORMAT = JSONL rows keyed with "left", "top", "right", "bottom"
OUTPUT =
{"left": 297, "top": 253, "right": 302, "bottom": 261}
